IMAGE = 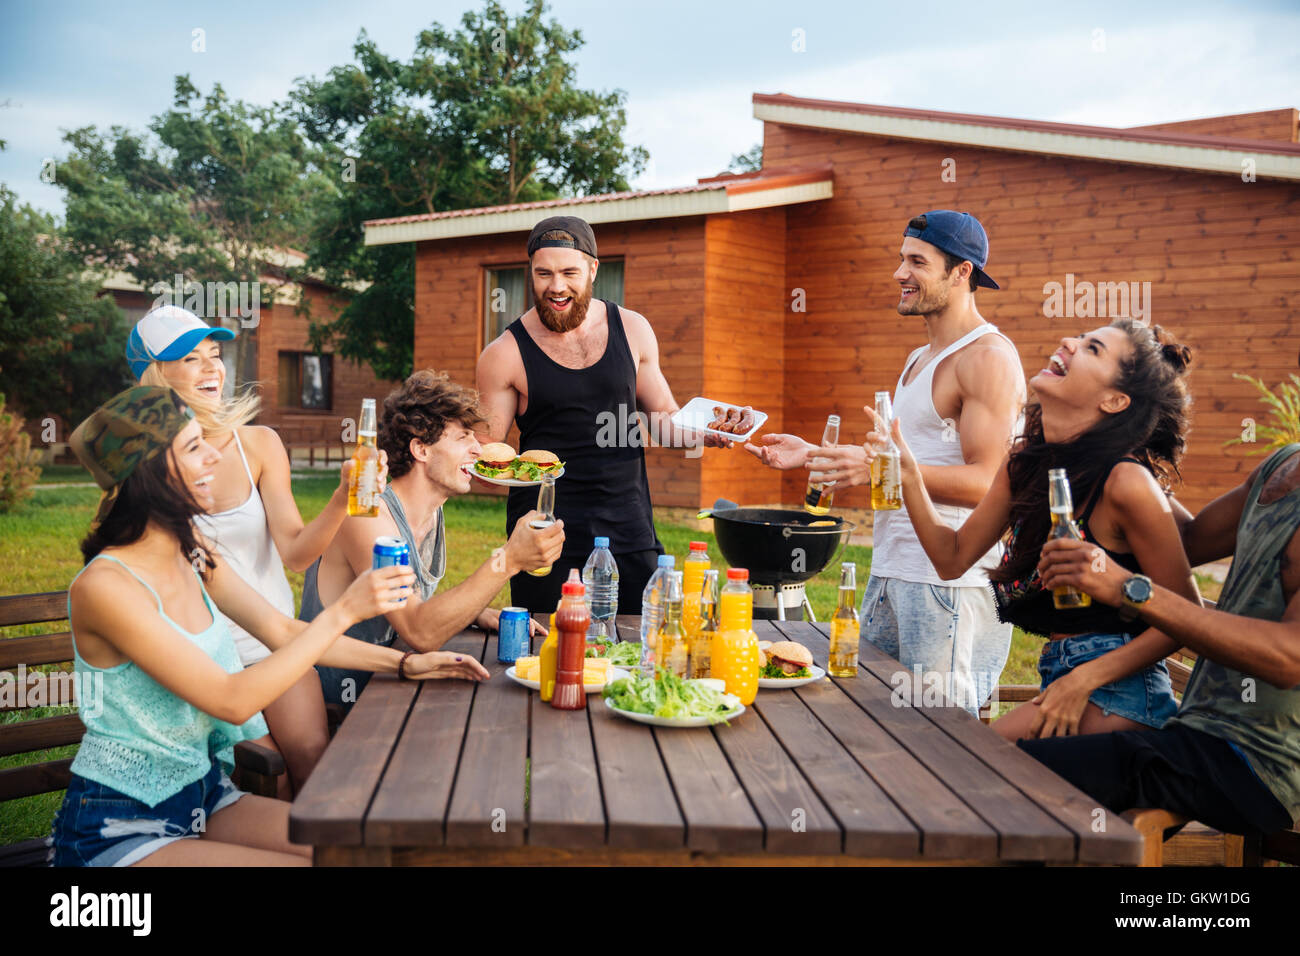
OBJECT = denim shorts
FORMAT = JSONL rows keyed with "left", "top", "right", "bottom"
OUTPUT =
{"left": 861, "top": 575, "right": 1013, "bottom": 716}
{"left": 1038, "top": 632, "right": 1178, "bottom": 729}
{"left": 49, "top": 762, "right": 245, "bottom": 867}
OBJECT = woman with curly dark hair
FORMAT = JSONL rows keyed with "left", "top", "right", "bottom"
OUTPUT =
{"left": 869, "top": 318, "right": 1203, "bottom": 740}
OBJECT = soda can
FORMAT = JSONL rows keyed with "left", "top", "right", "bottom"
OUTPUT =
{"left": 372, "top": 535, "right": 411, "bottom": 604}
{"left": 498, "top": 607, "right": 532, "bottom": 663}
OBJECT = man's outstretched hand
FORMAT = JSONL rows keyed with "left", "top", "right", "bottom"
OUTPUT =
{"left": 743, "top": 432, "right": 814, "bottom": 470}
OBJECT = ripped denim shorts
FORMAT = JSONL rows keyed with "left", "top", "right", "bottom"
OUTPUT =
{"left": 49, "top": 762, "right": 244, "bottom": 867}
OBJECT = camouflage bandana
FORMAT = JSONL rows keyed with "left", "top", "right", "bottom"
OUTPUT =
{"left": 69, "top": 386, "right": 196, "bottom": 530}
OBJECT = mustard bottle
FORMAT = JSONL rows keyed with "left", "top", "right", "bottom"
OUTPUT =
{"left": 539, "top": 613, "right": 559, "bottom": 701}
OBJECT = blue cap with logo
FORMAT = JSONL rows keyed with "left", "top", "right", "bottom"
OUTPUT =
{"left": 126, "top": 305, "right": 236, "bottom": 379}
{"left": 903, "top": 210, "right": 999, "bottom": 290}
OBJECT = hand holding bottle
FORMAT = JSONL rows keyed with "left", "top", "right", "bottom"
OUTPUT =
{"left": 806, "top": 443, "right": 870, "bottom": 487}
{"left": 864, "top": 406, "right": 918, "bottom": 478}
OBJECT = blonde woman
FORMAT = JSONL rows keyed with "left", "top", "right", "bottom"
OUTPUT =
{"left": 127, "top": 305, "right": 384, "bottom": 795}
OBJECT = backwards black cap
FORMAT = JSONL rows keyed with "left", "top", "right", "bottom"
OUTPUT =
{"left": 527, "top": 215, "right": 597, "bottom": 258}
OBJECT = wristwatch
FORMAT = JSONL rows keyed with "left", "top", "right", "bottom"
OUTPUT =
{"left": 1119, "top": 574, "right": 1153, "bottom": 622}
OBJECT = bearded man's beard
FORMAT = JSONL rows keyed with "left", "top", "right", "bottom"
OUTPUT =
{"left": 536, "top": 278, "right": 593, "bottom": 332}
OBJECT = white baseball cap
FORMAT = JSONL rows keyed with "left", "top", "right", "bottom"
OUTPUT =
{"left": 126, "top": 305, "right": 236, "bottom": 380}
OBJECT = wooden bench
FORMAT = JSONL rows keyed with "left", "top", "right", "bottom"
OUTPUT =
{"left": 1, "top": 590, "right": 285, "bottom": 867}
{"left": 277, "top": 422, "right": 350, "bottom": 469}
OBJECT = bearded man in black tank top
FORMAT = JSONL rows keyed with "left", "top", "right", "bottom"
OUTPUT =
{"left": 476, "top": 216, "right": 748, "bottom": 614}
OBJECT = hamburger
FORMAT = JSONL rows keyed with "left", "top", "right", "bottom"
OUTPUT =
{"left": 511, "top": 448, "right": 562, "bottom": 481}
{"left": 760, "top": 641, "right": 813, "bottom": 679}
{"left": 474, "top": 442, "right": 518, "bottom": 478}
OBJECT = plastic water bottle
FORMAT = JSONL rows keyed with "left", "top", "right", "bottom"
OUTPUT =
{"left": 582, "top": 536, "right": 620, "bottom": 643}
{"left": 639, "top": 554, "right": 676, "bottom": 677}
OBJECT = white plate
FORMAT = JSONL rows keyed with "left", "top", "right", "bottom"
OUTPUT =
{"left": 603, "top": 695, "right": 745, "bottom": 728}
{"left": 758, "top": 664, "right": 827, "bottom": 689}
{"left": 473, "top": 465, "right": 565, "bottom": 488}
{"left": 671, "top": 397, "right": 769, "bottom": 444}
{"left": 505, "top": 664, "right": 626, "bottom": 694}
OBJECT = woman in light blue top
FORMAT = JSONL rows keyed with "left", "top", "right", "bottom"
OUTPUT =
{"left": 53, "top": 386, "right": 487, "bottom": 866}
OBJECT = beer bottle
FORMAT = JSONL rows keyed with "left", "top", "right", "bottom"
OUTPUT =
{"left": 871, "top": 391, "right": 902, "bottom": 511}
{"left": 347, "top": 398, "right": 380, "bottom": 517}
{"left": 691, "top": 569, "right": 719, "bottom": 679}
{"left": 526, "top": 473, "right": 557, "bottom": 577}
{"left": 804, "top": 414, "right": 840, "bottom": 515}
{"left": 828, "top": 562, "right": 860, "bottom": 677}
{"left": 658, "top": 571, "right": 689, "bottom": 678}
{"left": 1048, "top": 468, "right": 1092, "bottom": 609}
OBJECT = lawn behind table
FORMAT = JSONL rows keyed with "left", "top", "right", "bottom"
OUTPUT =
{"left": 2, "top": 470, "right": 1048, "bottom": 845}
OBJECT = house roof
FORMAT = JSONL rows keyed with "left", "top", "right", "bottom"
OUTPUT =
{"left": 362, "top": 167, "right": 834, "bottom": 246}
{"left": 751, "top": 94, "right": 1300, "bottom": 180}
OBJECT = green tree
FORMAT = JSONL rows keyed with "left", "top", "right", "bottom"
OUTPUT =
{"left": 293, "top": 0, "right": 647, "bottom": 381}
{"left": 0, "top": 184, "right": 132, "bottom": 432}
{"left": 56, "top": 77, "right": 327, "bottom": 383}
{"left": 728, "top": 143, "right": 763, "bottom": 173}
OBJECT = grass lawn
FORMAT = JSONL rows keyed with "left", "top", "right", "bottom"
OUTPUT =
{"left": 2, "top": 471, "right": 1217, "bottom": 844}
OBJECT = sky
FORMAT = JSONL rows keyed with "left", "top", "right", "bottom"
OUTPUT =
{"left": 2, "top": 0, "right": 1298, "bottom": 217}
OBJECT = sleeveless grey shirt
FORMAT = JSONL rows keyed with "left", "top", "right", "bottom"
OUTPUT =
{"left": 301, "top": 485, "right": 445, "bottom": 709}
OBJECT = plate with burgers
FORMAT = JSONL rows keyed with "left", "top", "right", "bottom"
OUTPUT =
{"left": 757, "top": 640, "right": 825, "bottom": 688}
{"left": 472, "top": 442, "right": 565, "bottom": 487}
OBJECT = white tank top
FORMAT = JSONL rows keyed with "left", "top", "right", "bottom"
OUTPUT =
{"left": 869, "top": 323, "right": 1017, "bottom": 588}
{"left": 192, "top": 430, "right": 295, "bottom": 665}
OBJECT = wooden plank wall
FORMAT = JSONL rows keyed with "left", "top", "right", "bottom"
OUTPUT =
{"left": 1131, "top": 109, "right": 1299, "bottom": 144}
{"left": 701, "top": 207, "right": 787, "bottom": 508}
{"left": 254, "top": 283, "right": 400, "bottom": 434}
{"left": 764, "top": 121, "right": 1300, "bottom": 512}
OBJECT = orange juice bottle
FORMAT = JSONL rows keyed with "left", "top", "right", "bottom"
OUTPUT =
{"left": 539, "top": 613, "right": 559, "bottom": 702}
{"left": 711, "top": 568, "right": 760, "bottom": 705}
{"left": 681, "top": 541, "right": 710, "bottom": 640}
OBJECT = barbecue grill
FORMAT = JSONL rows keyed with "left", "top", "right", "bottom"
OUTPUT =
{"left": 700, "top": 499, "right": 855, "bottom": 621}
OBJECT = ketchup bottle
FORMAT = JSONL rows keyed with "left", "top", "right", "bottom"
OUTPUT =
{"left": 551, "top": 570, "right": 591, "bottom": 710}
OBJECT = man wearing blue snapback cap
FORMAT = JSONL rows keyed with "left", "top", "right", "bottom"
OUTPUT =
{"left": 749, "top": 210, "right": 1025, "bottom": 715}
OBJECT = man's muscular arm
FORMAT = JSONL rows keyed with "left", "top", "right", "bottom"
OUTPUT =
{"left": 918, "top": 340, "right": 1024, "bottom": 508}
{"left": 625, "top": 308, "right": 749, "bottom": 448}
{"left": 475, "top": 334, "right": 521, "bottom": 443}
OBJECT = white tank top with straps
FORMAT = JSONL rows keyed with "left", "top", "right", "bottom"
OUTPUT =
{"left": 869, "top": 323, "right": 1017, "bottom": 588}
{"left": 192, "top": 429, "right": 295, "bottom": 665}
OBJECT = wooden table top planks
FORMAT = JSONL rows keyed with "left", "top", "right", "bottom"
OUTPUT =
{"left": 289, "top": 616, "right": 1142, "bottom": 866}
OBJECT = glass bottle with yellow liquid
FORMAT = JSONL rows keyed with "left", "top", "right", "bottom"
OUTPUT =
{"left": 657, "top": 571, "right": 689, "bottom": 678}
{"left": 681, "top": 541, "right": 710, "bottom": 640}
{"left": 690, "top": 569, "right": 718, "bottom": 679}
{"left": 525, "top": 473, "right": 557, "bottom": 577}
{"left": 1048, "top": 468, "right": 1092, "bottom": 609}
{"left": 804, "top": 414, "right": 840, "bottom": 515}
{"left": 710, "top": 568, "right": 760, "bottom": 705}
{"left": 347, "top": 398, "right": 380, "bottom": 517}
{"left": 871, "top": 391, "right": 902, "bottom": 511}
{"left": 828, "top": 562, "right": 860, "bottom": 677}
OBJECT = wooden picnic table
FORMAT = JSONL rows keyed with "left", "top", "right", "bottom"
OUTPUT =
{"left": 289, "top": 616, "right": 1143, "bottom": 865}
